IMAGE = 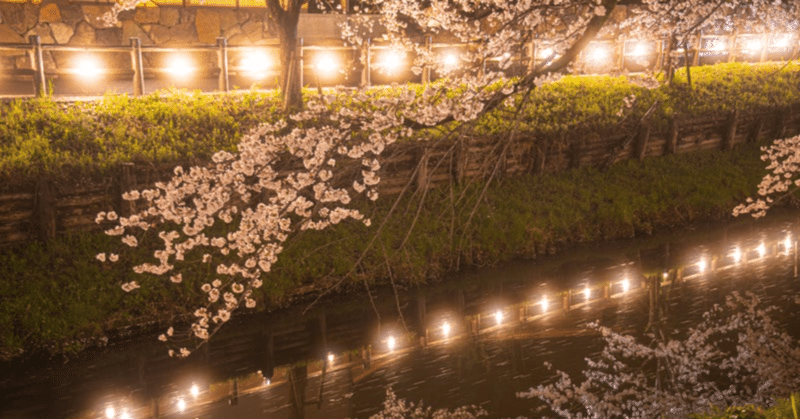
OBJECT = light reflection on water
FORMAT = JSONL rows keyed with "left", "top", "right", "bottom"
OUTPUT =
{"left": 2, "top": 212, "right": 800, "bottom": 418}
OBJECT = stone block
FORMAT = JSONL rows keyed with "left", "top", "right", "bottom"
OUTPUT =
{"left": 241, "top": 19, "right": 262, "bottom": 39}
{"left": 49, "top": 22, "right": 74, "bottom": 44}
{"left": 148, "top": 24, "right": 171, "bottom": 44}
{"left": 0, "top": 24, "right": 25, "bottom": 55}
{"left": 25, "top": 24, "right": 55, "bottom": 44}
{"left": 0, "top": 3, "right": 38, "bottom": 34}
{"left": 95, "top": 27, "right": 122, "bottom": 45}
{"left": 39, "top": 3, "right": 61, "bottom": 23}
{"left": 82, "top": 5, "right": 115, "bottom": 29}
{"left": 219, "top": 10, "right": 237, "bottom": 31}
{"left": 170, "top": 21, "right": 196, "bottom": 43}
{"left": 195, "top": 9, "right": 220, "bottom": 44}
{"left": 159, "top": 7, "right": 180, "bottom": 27}
{"left": 68, "top": 21, "right": 96, "bottom": 45}
{"left": 59, "top": 4, "right": 84, "bottom": 27}
{"left": 122, "top": 20, "right": 153, "bottom": 45}
{"left": 134, "top": 7, "right": 160, "bottom": 24}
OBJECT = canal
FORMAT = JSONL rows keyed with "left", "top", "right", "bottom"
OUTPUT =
{"left": 2, "top": 210, "right": 800, "bottom": 419}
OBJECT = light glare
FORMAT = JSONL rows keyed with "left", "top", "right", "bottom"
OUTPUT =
{"left": 540, "top": 296, "right": 548, "bottom": 312}
{"left": 757, "top": 243, "right": 766, "bottom": 258}
{"left": 241, "top": 52, "right": 270, "bottom": 75}
{"left": 441, "top": 321, "right": 451, "bottom": 337}
{"left": 120, "top": 409, "right": 131, "bottom": 419}
{"left": 622, "top": 278, "right": 630, "bottom": 293}
{"left": 442, "top": 53, "right": 459, "bottom": 68}
{"left": 190, "top": 384, "right": 199, "bottom": 398}
{"left": 785, "top": 235, "right": 792, "bottom": 252}
{"left": 588, "top": 45, "right": 609, "bottom": 63}
{"left": 381, "top": 50, "right": 404, "bottom": 73}
{"left": 732, "top": 247, "right": 742, "bottom": 263}
{"left": 494, "top": 310, "right": 503, "bottom": 325}
{"left": 74, "top": 55, "right": 102, "bottom": 77}
{"left": 583, "top": 287, "right": 591, "bottom": 300}
{"left": 177, "top": 398, "right": 186, "bottom": 412}
{"left": 698, "top": 258, "right": 707, "bottom": 273}
{"left": 387, "top": 336, "right": 396, "bottom": 351}
{"left": 105, "top": 406, "right": 115, "bottom": 419}
{"left": 630, "top": 43, "right": 649, "bottom": 56}
{"left": 327, "top": 352, "right": 334, "bottom": 363}
{"left": 315, "top": 54, "right": 339, "bottom": 76}
{"left": 166, "top": 55, "right": 194, "bottom": 76}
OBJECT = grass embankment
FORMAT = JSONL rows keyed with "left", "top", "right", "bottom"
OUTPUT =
{"left": 0, "top": 62, "right": 798, "bottom": 182}
{"left": 0, "top": 62, "right": 798, "bottom": 358}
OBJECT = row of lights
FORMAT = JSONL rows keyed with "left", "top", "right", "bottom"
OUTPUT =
{"left": 97, "top": 232, "right": 795, "bottom": 418}
{"left": 65, "top": 33, "right": 795, "bottom": 81}
{"left": 377, "top": 233, "right": 794, "bottom": 353}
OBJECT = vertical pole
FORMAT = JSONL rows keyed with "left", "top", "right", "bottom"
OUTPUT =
{"left": 29, "top": 35, "right": 46, "bottom": 97}
{"left": 422, "top": 36, "right": 431, "bottom": 84}
{"left": 130, "top": 37, "right": 145, "bottom": 96}
{"left": 728, "top": 33, "right": 737, "bottom": 63}
{"left": 217, "top": 37, "right": 230, "bottom": 92}
{"left": 618, "top": 39, "right": 625, "bottom": 71}
{"left": 692, "top": 33, "right": 701, "bottom": 67}
{"left": 528, "top": 40, "right": 536, "bottom": 73}
{"left": 299, "top": 37, "right": 304, "bottom": 89}
{"left": 362, "top": 38, "right": 371, "bottom": 87}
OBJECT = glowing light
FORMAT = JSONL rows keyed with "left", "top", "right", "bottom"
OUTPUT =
{"left": 105, "top": 406, "right": 115, "bottom": 419}
{"left": 621, "top": 278, "right": 630, "bottom": 293}
{"left": 265, "top": 378, "right": 271, "bottom": 386}
{"left": 630, "top": 42, "right": 649, "bottom": 57}
{"left": 314, "top": 53, "right": 339, "bottom": 76}
{"left": 588, "top": 45, "right": 609, "bottom": 63}
{"left": 380, "top": 50, "right": 404, "bottom": 73}
{"left": 120, "top": 409, "right": 131, "bottom": 419}
{"left": 165, "top": 55, "right": 194, "bottom": 76}
{"left": 745, "top": 39, "right": 763, "bottom": 53}
{"left": 74, "top": 55, "right": 102, "bottom": 77}
{"left": 698, "top": 258, "right": 707, "bottom": 273}
{"left": 442, "top": 52, "right": 459, "bottom": 69}
{"left": 540, "top": 296, "right": 548, "bottom": 312}
{"left": 785, "top": 235, "right": 792, "bottom": 252}
{"left": 387, "top": 336, "right": 396, "bottom": 351}
{"left": 494, "top": 310, "right": 503, "bottom": 325}
{"left": 177, "top": 398, "right": 186, "bottom": 413}
{"left": 327, "top": 352, "right": 334, "bottom": 363}
{"left": 731, "top": 247, "right": 742, "bottom": 263}
{"left": 663, "top": 272, "right": 669, "bottom": 279}
{"left": 240, "top": 52, "right": 270, "bottom": 75}
{"left": 190, "top": 384, "right": 199, "bottom": 398}
{"left": 773, "top": 34, "right": 792, "bottom": 49}
{"left": 441, "top": 321, "right": 451, "bottom": 337}
{"left": 583, "top": 287, "right": 591, "bottom": 300}
{"left": 757, "top": 243, "right": 766, "bottom": 258}
{"left": 538, "top": 47, "right": 554, "bottom": 59}
{"left": 710, "top": 39, "right": 726, "bottom": 51}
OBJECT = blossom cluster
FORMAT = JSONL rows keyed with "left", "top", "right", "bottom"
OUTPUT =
{"left": 734, "top": 134, "right": 800, "bottom": 218}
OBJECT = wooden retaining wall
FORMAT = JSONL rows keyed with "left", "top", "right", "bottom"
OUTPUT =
{"left": 1, "top": 105, "right": 797, "bottom": 247}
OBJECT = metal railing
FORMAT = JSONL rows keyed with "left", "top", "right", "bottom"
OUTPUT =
{"left": 0, "top": 32, "right": 797, "bottom": 97}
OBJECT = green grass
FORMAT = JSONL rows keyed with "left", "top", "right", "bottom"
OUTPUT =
{"left": 1, "top": 62, "right": 799, "bottom": 183}
{"left": 0, "top": 143, "right": 767, "bottom": 359}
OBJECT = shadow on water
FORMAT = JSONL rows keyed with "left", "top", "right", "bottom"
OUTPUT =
{"left": 2, "top": 210, "right": 800, "bottom": 418}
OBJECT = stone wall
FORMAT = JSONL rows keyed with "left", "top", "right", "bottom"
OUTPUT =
{"left": 0, "top": 1, "right": 294, "bottom": 71}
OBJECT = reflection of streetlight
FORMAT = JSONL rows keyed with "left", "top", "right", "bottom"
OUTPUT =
{"left": 190, "top": 384, "right": 199, "bottom": 398}
{"left": 785, "top": 235, "right": 793, "bottom": 252}
{"left": 380, "top": 50, "right": 404, "bottom": 73}
{"left": 731, "top": 247, "right": 742, "bottom": 263}
{"left": 327, "top": 352, "right": 334, "bottom": 363}
{"left": 583, "top": 287, "right": 591, "bottom": 300}
{"left": 177, "top": 398, "right": 186, "bottom": 413}
{"left": 74, "top": 54, "right": 102, "bottom": 77}
{"left": 757, "top": 243, "right": 766, "bottom": 258}
{"left": 494, "top": 310, "right": 503, "bottom": 325}
{"left": 165, "top": 55, "right": 194, "bottom": 77}
{"left": 241, "top": 52, "right": 270, "bottom": 77}
{"left": 622, "top": 278, "right": 630, "bottom": 293}
{"left": 387, "top": 336, "right": 396, "bottom": 351}
{"left": 698, "top": 258, "right": 707, "bottom": 273}
{"left": 314, "top": 53, "right": 339, "bottom": 77}
{"left": 540, "top": 296, "right": 548, "bottom": 312}
{"left": 105, "top": 406, "right": 115, "bottom": 419}
{"left": 441, "top": 321, "right": 451, "bottom": 337}
{"left": 120, "top": 409, "right": 131, "bottom": 419}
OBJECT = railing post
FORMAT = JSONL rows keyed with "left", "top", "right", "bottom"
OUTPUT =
{"left": 29, "top": 35, "right": 47, "bottom": 97}
{"left": 692, "top": 34, "right": 701, "bottom": 67}
{"left": 130, "top": 37, "right": 145, "bottom": 96}
{"left": 422, "top": 36, "right": 431, "bottom": 84}
{"left": 361, "top": 38, "right": 371, "bottom": 87}
{"left": 527, "top": 40, "right": 536, "bottom": 73}
{"left": 217, "top": 37, "right": 230, "bottom": 92}
{"left": 299, "top": 37, "right": 304, "bottom": 89}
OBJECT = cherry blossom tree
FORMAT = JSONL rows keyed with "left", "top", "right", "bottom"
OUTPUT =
{"left": 520, "top": 292, "right": 800, "bottom": 418}
{"left": 734, "top": 134, "right": 800, "bottom": 218}
{"left": 96, "top": 0, "right": 800, "bottom": 357}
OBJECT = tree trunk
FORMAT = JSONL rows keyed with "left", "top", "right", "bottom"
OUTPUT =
{"left": 269, "top": 0, "right": 304, "bottom": 111}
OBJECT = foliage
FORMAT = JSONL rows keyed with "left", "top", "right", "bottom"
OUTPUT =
{"left": 368, "top": 389, "right": 487, "bottom": 419}
{"left": 521, "top": 292, "right": 800, "bottom": 419}
{"left": 2, "top": 63, "right": 799, "bottom": 184}
{"left": 0, "top": 145, "right": 766, "bottom": 359}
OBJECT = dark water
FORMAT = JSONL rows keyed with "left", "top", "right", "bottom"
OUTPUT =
{"left": 2, "top": 211, "right": 800, "bottom": 419}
